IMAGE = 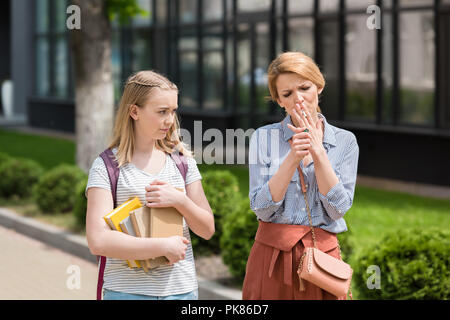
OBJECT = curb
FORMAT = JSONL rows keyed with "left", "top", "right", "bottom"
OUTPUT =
{"left": 0, "top": 207, "right": 242, "bottom": 300}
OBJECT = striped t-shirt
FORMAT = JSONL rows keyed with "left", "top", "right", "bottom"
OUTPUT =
{"left": 85, "top": 147, "right": 201, "bottom": 296}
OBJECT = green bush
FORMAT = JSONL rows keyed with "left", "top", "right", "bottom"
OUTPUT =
{"left": 0, "top": 157, "right": 44, "bottom": 198}
{"left": 191, "top": 170, "right": 242, "bottom": 255}
{"left": 220, "top": 197, "right": 258, "bottom": 282}
{"left": 0, "top": 152, "right": 11, "bottom": 166}
{"left": 337, "top": 227, "right": 354, "bottom": 262}
{"left": 33, "top": 164, "right": 87, "bottom": 214}
{"left": 73, "top": 177, "right": 89, "bottom": 229}
{"left": 353, "top": 228, "right": 450, "bottom": 300}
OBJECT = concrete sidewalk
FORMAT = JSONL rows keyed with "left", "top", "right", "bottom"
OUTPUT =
{"left": 0, "top": 224, "right": 98, "bottom": 299}
{"left": 0, "top": 207, "right": 242, "bottom": 300}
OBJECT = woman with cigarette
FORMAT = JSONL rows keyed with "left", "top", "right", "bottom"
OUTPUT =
{"left": 243, "top": 52, "right": 359, "bottom": 300}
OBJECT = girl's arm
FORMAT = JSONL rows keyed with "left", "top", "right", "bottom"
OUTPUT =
{"left": 86, "top": 187, "right": 188, "bottom": 263}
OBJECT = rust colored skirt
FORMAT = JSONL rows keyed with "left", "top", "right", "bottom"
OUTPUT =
{"left": 242, "top": 221, "right": 347, "bottom": 300}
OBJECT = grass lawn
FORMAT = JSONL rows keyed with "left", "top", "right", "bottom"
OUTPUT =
{"left": 1, "top": 128, "right": 449, "bottom": 298}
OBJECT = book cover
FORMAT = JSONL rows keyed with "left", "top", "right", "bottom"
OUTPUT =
{"left": 103, "top": 196, "right": 142, "bottom": 268}
{"left": 120, "top": 217, "right": 147, "bottom": 271}
{"left": 148, "top": 206, "right": 184, "bottom": 267}
{"left": 129, "top": 207, "right": 152, "bottom": 269}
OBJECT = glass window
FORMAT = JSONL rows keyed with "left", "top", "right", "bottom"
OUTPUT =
{"left": 238, "top": 0, "right": 271, "bottom": 12}
{"left": 345, "top": 15, "right": 376, "bottom": 121}
{"left": 236, "top": 24, "right": 251, "bottom": 111}
{"left": 442, "top": 14, "right": 450, "bottom": 127}
{"left": 288, "top": 18, "right": 314, "bottom": 57}
{"left": 36, "top": 38, "right": 50, "bottom": 96}
{"left": 203, "top": 51, "right": 224, "bottom": 109}
{"left": 180, "top": 51, "right": 198, "bottom": 107}
{"left": 399, "top": 10, "right": 435, "bottom": 125}
{"left": 111, "top": 30, "right": 122, "bottom": 102}
{"left": 399, "top": 0, "right": 433, "bottom": 7}
{"left": 288, "top": 0, "right": 314, "bottom": 14}
{"left": 203, "top": 26, "right": 223, "bottom": 50}
{"left": 54, "top": 0, "right": 67, "bottom": 33}
{"left": 54, "top": 37, "right": 68, "bottom": 98}
{"left": 203, "top": 0, "right": 223, "bottom": 21}
{"left": 36, "top": 0, "right": 49, "bottom": 33}
{"left": 382, "top": 12, "right": 394, "bottom": 124}
{"left": 132, "top": 0, "right": 152, "bottom": 26}
{"left": 155, "top": 0, "right": 167, "bottom": 24}
{"left": 319, "top": 0, "right": 339, "bottom": 13}
{"left": 255, "top": 23, "right": 270, "bottom": 113}
{"left": 318, "top": 20, "right": 340, "bottom": 120}
{"left": 180, "top": 0, "right": 197, "bottom": 24}
{"left": 346, "top": 0, "right": 377, "bottom": 10}
{"left": 132, "top": 30, "right": 152, "bottom": 70}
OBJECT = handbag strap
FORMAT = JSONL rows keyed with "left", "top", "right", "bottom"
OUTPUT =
{"left": 297, "top": 163, "right": 353, "bottom": 300}
{"left": 297, "top": 165, "right": 317, "bottom": 249}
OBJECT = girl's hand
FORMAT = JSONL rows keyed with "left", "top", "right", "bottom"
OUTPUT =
{"left": 145, "top": 180, "right": 186, "bottom": 209}
{"left": 163, "top": 235, "right": 189, "bottom": 265}
{"left": 289, "top": 103, "right": 325, "bottom": 158}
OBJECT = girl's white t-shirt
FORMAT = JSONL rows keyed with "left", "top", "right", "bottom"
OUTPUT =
{"left": 85, "top": 147, "right": 201, "bottom": 296}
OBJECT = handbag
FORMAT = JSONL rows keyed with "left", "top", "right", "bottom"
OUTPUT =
{"left": 295, "top": 165, "right": 353, "bottom": 299}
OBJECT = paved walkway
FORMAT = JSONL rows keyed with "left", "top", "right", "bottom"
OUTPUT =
{"left": 0, "top": 224, "right": 98, "bottom": 300}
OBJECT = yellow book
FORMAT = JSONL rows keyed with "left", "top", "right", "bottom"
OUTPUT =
{"left": 103, "top": 196, "right": 143, "bottom": 268}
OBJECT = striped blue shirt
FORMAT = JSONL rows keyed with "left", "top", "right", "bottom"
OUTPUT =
{"left": 248, "top": 113, "right": 359, "bottom": 234}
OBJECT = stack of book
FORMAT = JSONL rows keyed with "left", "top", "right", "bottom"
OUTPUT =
{"left": 103, "top": 195, "right": 184, "bottom": 271}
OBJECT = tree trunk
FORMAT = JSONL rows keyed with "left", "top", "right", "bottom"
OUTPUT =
{"left": 69, "top": 0, "right": 114, "bottom": 173}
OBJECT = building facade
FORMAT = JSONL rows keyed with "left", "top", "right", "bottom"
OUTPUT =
{"left": 3, "top": 0, "right": 450, "bottom": 186}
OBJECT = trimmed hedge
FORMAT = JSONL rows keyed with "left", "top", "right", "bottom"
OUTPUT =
{"left": 0, "top": 157, "right": 44, "bottom": 199}
{"left": 32, "top": 164, "right": 87, "bottom": 214}
{"left": 73, "top": 177, "right": 89, "bottom": 228}
{"left": 337, "top": 227, "right": 354, "bottom": 262}
{"left": 220, "top": 197, "right": 258, "bottom": 282}
{"left": 191, "top": 170, "right": 242, "bottom": 255}
{"left": 353, "top": 228, "right": 450, "bottom": 300}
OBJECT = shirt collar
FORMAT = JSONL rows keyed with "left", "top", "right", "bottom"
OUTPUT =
{"left": 281, "top": 113, "right": 337, "bottom": 148}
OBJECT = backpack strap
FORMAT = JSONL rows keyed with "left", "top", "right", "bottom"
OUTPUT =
{"left": 95, "top": 148, "right": 188, "bottom": 300}
{"left": 170, "top": 151, "right": 188, "bottom": 183}
{"left": 96, "top": 148, "right": 119, "bottom": 301}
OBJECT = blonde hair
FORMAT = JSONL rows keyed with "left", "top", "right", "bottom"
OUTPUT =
{"left": 267, "top": 52, "right": 325, "bottom": 113}
{"left": 108, "top": 70, "right": 192, "bottom": 168}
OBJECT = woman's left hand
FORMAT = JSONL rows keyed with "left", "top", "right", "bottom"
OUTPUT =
{"left": 290, "top": 103, "right": 325, "bottom": 158}
{"left": 145, "top": 180, "right": 186, "bottom": 208}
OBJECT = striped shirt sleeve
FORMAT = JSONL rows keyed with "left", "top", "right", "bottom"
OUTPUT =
{"left": 248, "top": 127, "right": 285, "bottom": 221}
{"left": 185, "top": 155, "right": 202, "bottom": 185}
{"left": 85, "top": 156, "right": 111, "bottom": 198}
{"left": 318, "top": 134, "right": 359, "bottom": 220}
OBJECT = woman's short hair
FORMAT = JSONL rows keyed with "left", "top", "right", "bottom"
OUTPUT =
{"left": 267, "top": 52, "right": 325, "bottom": 112}
{"left": 108, "top": 70, "right": 192, "bottom": 167}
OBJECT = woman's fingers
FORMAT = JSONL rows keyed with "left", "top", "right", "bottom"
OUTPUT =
{"left": 300, "top": 104, "right": 315, "bottom": 128}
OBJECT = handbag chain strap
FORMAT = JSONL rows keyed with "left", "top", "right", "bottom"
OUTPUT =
{"left": 297, "top": 165, "right": 353, "bottom": 300}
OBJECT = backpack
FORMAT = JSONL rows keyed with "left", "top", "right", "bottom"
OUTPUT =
{"left": 96, "top": 148, "right": 188, "bottom": 300}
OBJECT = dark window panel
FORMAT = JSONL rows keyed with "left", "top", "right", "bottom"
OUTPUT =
{"left": 317, "top": 20, "right": 340, "bottom": 120}
{"left": 180, "top": 51, "right": 199, "bottom": 107}
{"left": 36, "top": 37, "right": 50, "bottom": 96}
{"left": 399, "top": 10, "right": 435, "bottom": 126}
{"left": 288, "top": 18, "right": 314, "bottom": 57}
{"left": 203, "top": 51, "right": 224, "bottom": 110}
{"left": 345, "top": 14, "right": 377, "bottom": 122}
{"left": 236, "top": 24, "right": 251, "bottom": 111}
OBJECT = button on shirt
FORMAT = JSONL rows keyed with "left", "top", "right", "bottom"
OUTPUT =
{"left": 248, "top": 113, "right": 359, "bottom": 234}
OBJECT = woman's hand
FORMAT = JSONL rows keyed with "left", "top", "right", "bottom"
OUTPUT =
{"left": 145, "top": 180, "right": 186, "bottom": 208}
{"left": 163, "top": 235, "right": 189, "bottom": 265}
{"left": 288, "top": 103, "right": 325, "bottom": 159}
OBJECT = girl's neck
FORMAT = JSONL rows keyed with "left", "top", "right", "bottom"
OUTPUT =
{"left": 133, "top": 133, "right": 157, "bottom": 156}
